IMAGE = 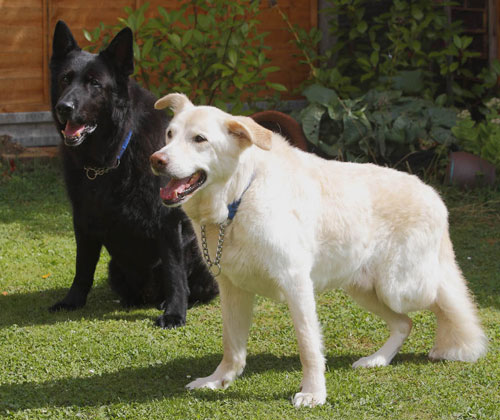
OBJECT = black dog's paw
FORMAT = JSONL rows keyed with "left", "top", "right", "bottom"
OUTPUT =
{"left": 155, "top": 314, "right": 186, "bottom": 329}
{"left": 49, "top": 300, "right": 85, "bottom": 312}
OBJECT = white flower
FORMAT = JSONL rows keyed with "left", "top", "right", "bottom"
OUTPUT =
{"left": 485, "top": 97, "right": 500, "bottom": 110}
{"left": 457, "top": 109, "right": 471, "bottom": 120}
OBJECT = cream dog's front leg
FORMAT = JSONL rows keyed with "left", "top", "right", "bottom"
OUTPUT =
{"left": 186, "top": 276, "right": 255, "bottom": 390}
{"left": 284, "top": 279, "right": 327, "bottom": 408}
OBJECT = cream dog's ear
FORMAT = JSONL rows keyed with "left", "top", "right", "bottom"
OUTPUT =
{"left": 226, "top": 116, "right": 272, "bottom": 151}
{"left": 154, "top": 93, "right": 193, "bottom": 114}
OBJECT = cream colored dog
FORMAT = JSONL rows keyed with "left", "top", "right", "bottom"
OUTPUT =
{"left": 150, "top": 93, "right": 487, "bottom": 408}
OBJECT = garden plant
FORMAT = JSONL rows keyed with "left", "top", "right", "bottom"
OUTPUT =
{"left": 84, "top": 0, "right": 286, "bottom": 114}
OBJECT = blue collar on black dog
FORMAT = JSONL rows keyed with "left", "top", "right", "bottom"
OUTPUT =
{"left": 83, "top": 130, "right": 133, "bottom": 180}
{"left": 116, "top": 130, "right": 133, "bottom": 161}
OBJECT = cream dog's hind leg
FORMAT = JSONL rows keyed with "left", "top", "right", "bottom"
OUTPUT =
{"left": 346, "top": 286, "right": 413, "bottom": 368}
{"left": 186, "top": 277, "right": 254, "bottom": 390}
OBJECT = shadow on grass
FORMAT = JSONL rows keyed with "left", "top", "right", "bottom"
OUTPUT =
{"left": 0, "top": 351, "right": 431, "bottom": 412}
{"left": 0, "top": 284, "right": 166, "bottom": 329}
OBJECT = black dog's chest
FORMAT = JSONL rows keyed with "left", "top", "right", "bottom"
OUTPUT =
{"left": 71, "top": 176, "right": 162, "bottom": 261}
{"left": 70, "top": 171, "right": 156, "bottom": 235}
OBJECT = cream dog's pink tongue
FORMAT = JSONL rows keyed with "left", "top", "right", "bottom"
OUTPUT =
{"left": 160, "top": 173, "right": 200, "bottom": 201}
{"left": 160, "top": 176, "right": 192, "bottom": 201}
{"left": 63, "top": 122, "right": 86, "bottom": 138}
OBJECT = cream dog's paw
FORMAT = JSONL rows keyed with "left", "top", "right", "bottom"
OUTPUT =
{"left": 352, "top": 354, "right": 389, "bottom": 368}
{"left": 186, "top": 375, "right": 232, "bottom": 390}
{"left": 292, "top": 391, "right": 326, "bottom": 408}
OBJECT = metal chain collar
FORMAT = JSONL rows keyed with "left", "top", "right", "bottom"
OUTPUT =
{"left": 201, "top": 223, "right": 226, "bottom": 277}
{"left": 84, "top": 160, "right": 120, "bottom": 180}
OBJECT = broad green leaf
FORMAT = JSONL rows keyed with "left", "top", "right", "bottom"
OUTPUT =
{"left": 303, "top": 84, "right": 338, "bottom": 106}
{"left": 168, "top": 33, "right": 182, "bottom": 50}
{"left": 301, "top": 103, "right": 326, "bottom": 145}
{"left": 182, "top": 30, "right": 193, "bottom": 47}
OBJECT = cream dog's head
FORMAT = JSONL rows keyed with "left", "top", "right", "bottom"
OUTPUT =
{"left": 150, "top": 93, "right": 272, "bottom": 207}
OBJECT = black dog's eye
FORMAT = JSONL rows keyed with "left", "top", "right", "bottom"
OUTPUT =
{"left": 194, "top": 135, "right": 207, "bottom": 143}
{"left": 61, "top": 74, "right": 72, "bottom": 86}
{"left": 88, "top": 77, "right": 101, "bottom": 88}
{"left": 167, "top": 130, "right": 173, "bottom": 139}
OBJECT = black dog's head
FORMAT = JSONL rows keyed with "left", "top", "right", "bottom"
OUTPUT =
{"left": 50, "top": 21, "right": 134, "bottom": 147}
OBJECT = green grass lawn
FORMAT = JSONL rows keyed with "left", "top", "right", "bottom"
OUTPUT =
{"left": 0, "top": 159, "right": 499, "bottom": 420}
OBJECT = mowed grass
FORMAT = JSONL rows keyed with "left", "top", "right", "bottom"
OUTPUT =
{"left": 0, "top": 159, "right": 499, "bottom": 420}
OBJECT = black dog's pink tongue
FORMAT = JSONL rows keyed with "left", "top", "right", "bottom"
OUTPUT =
{"left": 63, "top": 122, "right": 85, "bottom": 138}
{"left": 160, "top": 176, "right": 193, "bottom": 201}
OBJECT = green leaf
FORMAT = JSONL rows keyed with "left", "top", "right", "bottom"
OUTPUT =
{"left": 300, "top": 103, "right": 326, "bottom": 145}
{"left": 142, "top": 38, "right": 154, "bottom": 58}
{"left": 228, "top": 49, "right": 238, "bottom": 67}
{"left": 133, "top": 42, "right": 141, "bottom": 61}
{"left": 461, "top": 36, "right": 473, "bottom": 49}
{"left": 266, "top": 82, "right": 287, "bottom": 92}
{"left": 357, "top": 21, "right": 368, "bottom": 33}
{"left": 491, "top": 59, "right": 500, "bottom": 74}
{"left": 411, "top": 7, "right": 423, "bottom": 20}
{"left": 390, "top": 70, "right": 424, "bottom": 94}
{"left": 83, "top": 29, "right": 92, "bottom": 42}
{"left": 302, "top": 84, "right": 338, "bottom": 106}
{"left": 342, "top": 116, "right": 363, "bottom": 145}
{"left": 427, "top": 107, "right": 457, "bottom": 128}
{"left": 182, "top": 30, "right": 193, "bottom": 47}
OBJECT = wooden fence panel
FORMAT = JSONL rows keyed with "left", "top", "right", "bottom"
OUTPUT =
{"left": 0, "top": 0, "right": 316, "bottom": 113}
{"left": 0, "top": 0, "right": 48, "bottom": 112}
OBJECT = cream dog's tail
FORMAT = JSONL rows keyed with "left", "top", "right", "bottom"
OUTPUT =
{"left": 429, "top": 230, "right": 487, "bottom": 362}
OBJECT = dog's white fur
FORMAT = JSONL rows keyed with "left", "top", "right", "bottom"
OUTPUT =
{"left": 151, "top": 93, "right": 487, "bottom": 407}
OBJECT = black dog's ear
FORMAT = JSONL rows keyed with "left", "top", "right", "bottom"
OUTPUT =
{"left": 100, "top": 27, "right": 134, "bottom": 77}
{"left": 52, "top": 20, "right": 80, "bottom": 59}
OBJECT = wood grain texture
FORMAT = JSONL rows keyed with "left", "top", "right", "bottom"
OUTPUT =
{"left": 0, "top": 0, "right": 316, "bottom": 112}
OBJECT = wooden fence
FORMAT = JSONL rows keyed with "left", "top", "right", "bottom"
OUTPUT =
{"left": 0, "top": 0, "right": 316, "bottom": 113}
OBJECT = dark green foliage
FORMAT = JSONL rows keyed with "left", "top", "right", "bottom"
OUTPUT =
{"left": 84, "top": 1, "right": 286, "bottom": 114}
{"left": 286, "top": 0, "right": 500, "bottom": 107}
{"left": 298, "top": 84, "right": 456, "bottom": 172}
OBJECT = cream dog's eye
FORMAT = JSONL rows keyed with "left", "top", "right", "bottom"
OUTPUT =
{"left": 167, "top": 130, "right": 173, "bottom": 139}
{"left": 194, "top": 135, "right": 207, "bottom": 143}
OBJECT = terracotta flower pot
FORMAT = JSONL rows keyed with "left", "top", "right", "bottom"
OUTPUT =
{"left": 251, "top": 110, "right": 308, "bottom": 152}
{"left": 446, "top": 151, "right": 496, "bottom": 188}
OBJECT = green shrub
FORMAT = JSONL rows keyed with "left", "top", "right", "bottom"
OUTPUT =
{"left": 84, "top": 1, "right": 286, "bottom": 113}
{"left": 280, "top": 0, "right": 500, "bottom": 107}
{"left": 297, "top": 84, "right": 456, "bottom": 176}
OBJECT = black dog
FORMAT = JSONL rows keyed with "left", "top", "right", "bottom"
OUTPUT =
{"left": 49, "top": 21, "right": 217, "bottom": 328}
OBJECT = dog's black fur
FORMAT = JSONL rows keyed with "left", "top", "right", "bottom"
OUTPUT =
{"left": 49, "top": 21, "right": 217, "bottom": 328}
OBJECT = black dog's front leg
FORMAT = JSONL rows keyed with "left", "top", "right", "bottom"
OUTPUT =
{"left": 49, "top": 225, "right": 102, "bottom": 312}
{"left": 155, "top": 219, "right": 189, "bottom": 329}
